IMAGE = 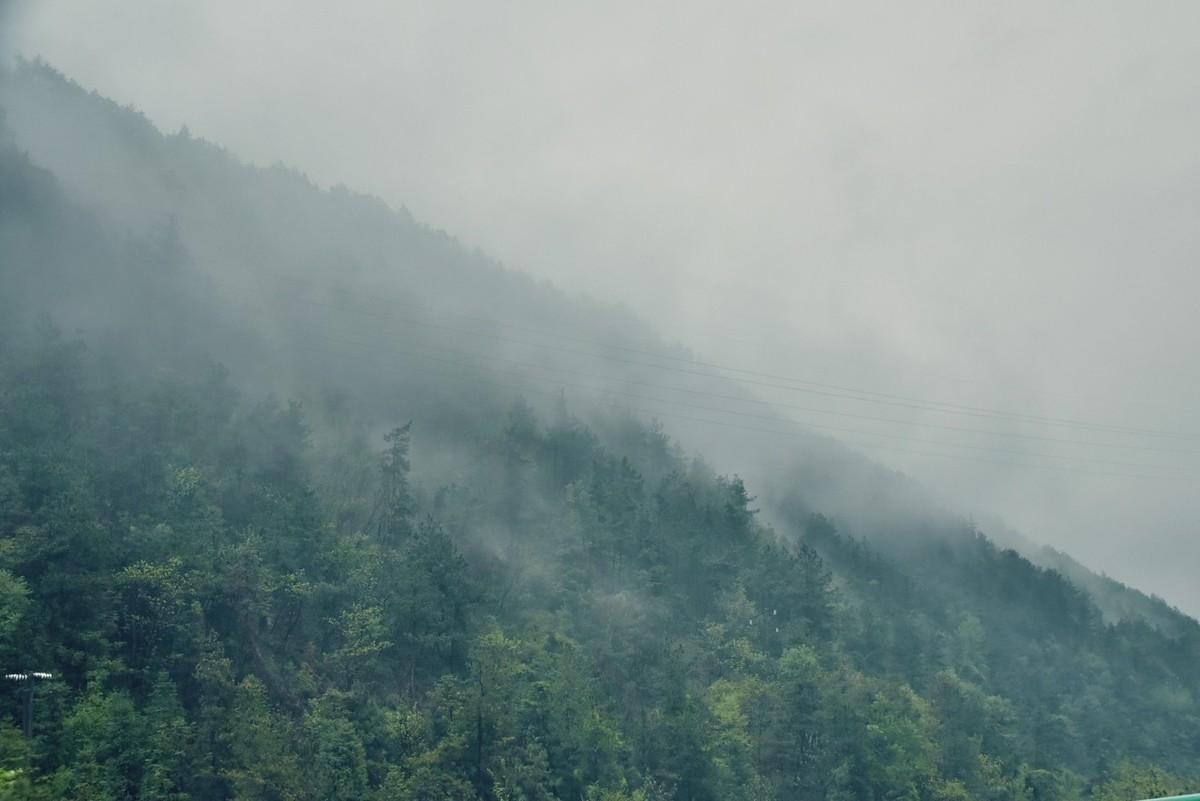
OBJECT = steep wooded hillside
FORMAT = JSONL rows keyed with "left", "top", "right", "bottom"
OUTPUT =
{"left": 1, "top": 62, "right": 1197, "bottom": 801}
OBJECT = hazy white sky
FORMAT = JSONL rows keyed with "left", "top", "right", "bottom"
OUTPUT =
{"left": 6, "top": 1, "right": 1200, "bottom": 612}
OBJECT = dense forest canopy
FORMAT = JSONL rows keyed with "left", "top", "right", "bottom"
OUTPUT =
{"left": 1, "top": 62, "right": 1197, "bottom": 801}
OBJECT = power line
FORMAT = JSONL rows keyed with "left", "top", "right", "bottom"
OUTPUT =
{"left": 311, "top": 331, "right": 1199, "bottom": 479}
{"left": 200, "top": 307, "right": 1195, "bottom": 480}
{"left": 281, "top": 287, "right": 1196, "bottom": 449}
{"left": 331, "top": 343, "right": 1195, "bottom": 481}
{"left": 254, "top": 287, "right": 1200, "bottom": 459}
{"left": 312, "top": 309, "right": 1200, "bottom": 458}
{"left": 260, "top": 271, "right": 1200, "bottom": 440}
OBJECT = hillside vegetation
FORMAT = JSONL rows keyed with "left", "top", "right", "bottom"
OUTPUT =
{"left": 1, "top": 62, "right": 1197, "bottom": 801}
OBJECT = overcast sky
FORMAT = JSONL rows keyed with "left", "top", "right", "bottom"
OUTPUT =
{"left": 6, "top": 1, "right": 1200, "bottom": 614}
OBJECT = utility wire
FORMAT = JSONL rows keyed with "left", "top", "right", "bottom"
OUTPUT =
{"left": 254, "top": 287, "right": 1200, "bottom": 459}
{"left": 300, "top": 336, "right": 1195, "bottom": 482}
{"left": 260, "top": 271, "right": 1200, "bottom": 440}
{"left": 203, "top": 300, "right": 1196, "bottom": 480}
{"left": 285, "top": 301, "right": 1200, "bottom": 459}
{"left": 310, "top": 330, "right": 1199, "bottom": 478}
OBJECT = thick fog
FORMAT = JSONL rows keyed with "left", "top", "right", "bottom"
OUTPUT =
{"left": 5, "top": 1, "right": 1199, "bottom": 614}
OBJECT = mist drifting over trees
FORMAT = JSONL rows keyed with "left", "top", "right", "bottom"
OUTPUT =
{"left": 1, "top": 14, "right": 1198, "bottom": 801}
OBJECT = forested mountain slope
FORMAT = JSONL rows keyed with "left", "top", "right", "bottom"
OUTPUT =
{"left": 1, "top": 62, "right": 1198, "bottom": 801}
{"left": 0, "top": 60, "right": 963, "bottom": 553}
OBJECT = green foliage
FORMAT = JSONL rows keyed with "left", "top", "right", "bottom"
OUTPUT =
{"left": 1090, "top": 762, "right": 1187, "bottom": 801}
{"left": 0, "top": 571, "right": 29, "bottom": 669}
{"left": 6, "top": 56, "right": 1200, "bottom": 801}
{"left": 0, "top": 321, "right": 1197, "bottom": 801}
{"left": 221, "top": 676, "right": 304, "bottom": 801}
